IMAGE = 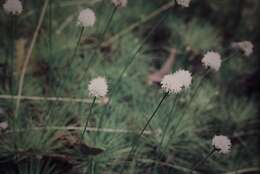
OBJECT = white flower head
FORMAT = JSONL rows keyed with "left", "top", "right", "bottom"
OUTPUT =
{"left": 212, "top": 135, "right": 232, "bottom": 154}
{"left": 176, "top": 0, "right": 191, "bottom": 7}
{"left": 77, "top": 8, "right": 96, "bottom": 27}
{"left": 112, "top": 0, "right": 128, "bottom": 8}
{"left": 232, "top": 41, "right": 254, "bottom": 56}
{"left": 88, "top": 77, "right": 108, "bottom": 97}
{"left": 3, "top": 0, "right": 23, "bottom": 15}
{"left": 161, "top": 70, "right": 192, "bottom": 94}
{"left": 202, "top": 51, "right": 222, "bottom": 71}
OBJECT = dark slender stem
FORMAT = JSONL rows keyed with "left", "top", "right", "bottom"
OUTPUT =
{"left": 140, "top": 93, "right": 169, "bottom": 138}
{"left": 83, "top": 6, "right": 118, "bottom": 77}
{"left": 83, "top": 6, "right": 118, "bottom": 74}
{"left": 96, "top": 0, "right": 106, "bottom": 33}
{"left": 165, "top": 71, "right": 208, "bottom": 147}
{"left": 151, "top": 96, "right": 178, "bottom": 173}
{"left": 165, "top": 55, "right": 235, "bottom": 148}
{"left": 97, "top": 14, "right": 169, "bottom": 131}
{"left": 159, "top": 95, "right": 178, "bottom": 146}
{"left": 81, "top": 97, "right": 96, "bottom": 140}
{"left": 190, "top": 148, "right": 216, "bottom": 173}
{"left": 116, "top": 93, "right": 169, "bottom": 174}
{"left": 10, "top": 15, "right": 16, "bottom": 96}
{"left": 48, "top": 0, "right": 52, "bottom": 59}
{"left": 70, "top": 27, "right": 85, "bottom": 62}
{"left": 128, "top": 92, "right": 169, "bottom": 159}
{"left": 44, "top": 27, "right": 85, "bottom": 124}
{"left": 101, "top": 6, "right": 117, "bottom": 38}
{"left": 115, "top": 14, "right": 169, "bottom": 88}
{"left": 84, "top": 51, "right": 97, "bottom": 75}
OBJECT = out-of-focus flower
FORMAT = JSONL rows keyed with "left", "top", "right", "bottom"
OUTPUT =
{"left": 88, "top": 77, "right": 108, "bottom": 97}
{"left": 112, "top": 0, "right": 127, "bottom": 8}
{"left": 202, "top": 51, "right": 222, "bottom": 71}
{"left": 3, "top": 0, "right": 23, "bottom": 15}
{"left": 161, "top": 70, "right": 192, "bottom": 94}
{"left": 212, "top": 135, "right": 231, "bottom": 154}
{"left": 231, "top": 41, "right": 254, "bottom": 56}
{"left": 0, "top": 121, "right": 8, "bottom": 130}
{"left": 176, "top": 0, "right": 191, "bottom": 7}
{"left": 77, "top": 8, "right": 96, "bottom": 27}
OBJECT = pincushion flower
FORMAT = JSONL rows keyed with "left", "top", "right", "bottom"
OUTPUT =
{"left": 232, "top": 41, "right": 254, "bottom": 56}
{"left": 77, "top": 8, "right": 96, "bottom": 27}
{"left": 112, "top": 0, "right": 127, "bottom": 8}
{"left": 212, "top": 135, "right": 232, "bottom": 154}
{"left": 88, "top": 77, "right": 108, "bottom": 97}
{"left": 176, "top": 0, "right": 191, "bottom": 7}
{"left": 161, "top": 70, "right": 192, "bottom": 94}
{"left": 3, "top": 0, "right": 23, "bottom": 15}
{"left": 202, "top": 51, "right": 222, "bottom": 71}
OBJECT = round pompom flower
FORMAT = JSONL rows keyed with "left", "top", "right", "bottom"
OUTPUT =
{"left": 232, "top": 41, "right": 254, "bottom": 56}
{"left": 176, "top": 0, "right": 191, "bottom": 7}
{"left": 212, "top": 135, "right": 231, "bottom": 154}
{"left": 88, "top": 77, "right": 108, "bottom": 97}
{"left": 161, "top": 70, "right": 192, "bottom": 94}
{"left": 77, "top": 8, "right": 96, "bottom": 27}
{"left": 112, "top": 0, "right": 127, "bottom": 8}
{"left": 3, "top": 0, "right": 23, "bottom": 15}
{"left": 202, "top": 51, "right": 222, "bottom": 71}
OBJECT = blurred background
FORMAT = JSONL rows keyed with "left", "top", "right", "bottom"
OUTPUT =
{"left": 0, "top": 0, "right": 259, "bottom": 173}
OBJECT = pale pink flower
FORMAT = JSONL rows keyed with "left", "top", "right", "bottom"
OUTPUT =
{"left": 3, "top": 0, "right": 23, "bottom": 15}
{"left": 202, "top": 51, "right": 222, "bottom": 71}
{"left": 0, "top": 122, "right": 8, "bottom": 130}
{"left": 88, "top": 77, "right": 108, "bottom": 97}
{"left": 176, "top": 0, "right": 191, "bottom": 7}
{"left": 231, "top": 41, "right": 254, "bottom": 56}
{"left": 161, "top": 70, "right": 192, "bottom": 94}
{"left": 77, "top": 8, "right": 96, "bottom": 27}
{"left": 212, "top": 135, "right": 232, "bottom": 154}
{"left": 112, "top": 0, "right": 128, "bottom": 8}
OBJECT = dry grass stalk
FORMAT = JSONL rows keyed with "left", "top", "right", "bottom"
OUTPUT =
{"left": 15, "top": 0, "right": 50, "bottom": 115}
{"left": 6, "top": 126, "right": 161, "bottom": 135}
{"left": 101, "top": 1, "right": 175, "bottom": 47}
{"left": 15, "top": 38, "right": 27, "bottom": 75}
{"left": 0, "top": 95, "right": 101, "bottom": 104}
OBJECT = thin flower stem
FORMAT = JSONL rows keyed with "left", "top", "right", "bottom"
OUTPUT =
{"left": 81, "top": 96, "right": 96, "bottom": 140}
{"left": 101, "top": 1, "right": 175, "bottom": 47}
{"left": 83, "top": 50, "right": 97, "bottom": 75}
{"left": 97, "top": 14, "right": 169, "bottom": 130}
{"left": 151, "top": 95, "right": 178, "bottom": 173}
{"left": 101, "top": 6, "right": 117, "bottom": 37}
{"left": 114, "top": 13, "right": 169, "bottom": 88}
{"left": 116, "top": 92, "right": 169, "bottom": 174}
{"left": 44, "top": 4, "right": 119, "bottom": 131}
{"left": 165, "top": 71, "right": 209, "bottom": 147}
{"left": 96, "top": 0, "right": 106, "bottom": 33}
{"left": 84, "top": 6, "right": 118, "bottom": 75}
{"left": 48, "top": 0, "right": 53, "bottom": 59}
{"left": 128, "top": 92, "right": 169, "bottom": 159}
{"left": 190, "top": 148, "right": 216, "bottom": 173}
{"left": 166, "top": 54, "right": 235, "bottom": 147}
{"left": 44, "top": 27, "right": 85, "bottom": 124}
{"left": 53, "top": 26, "right": 84, "bottom": 90}
{"left": 141, "top": 93, "right": 169, "bottom": 137}
{"left": 10, "top": 15, "right": 16, "bottom": 96}
{"left": 159, "top": 95, "right": 178, "bottom": 147}
{"left": 70, "top": 27, "right": 85, "bottom": 63}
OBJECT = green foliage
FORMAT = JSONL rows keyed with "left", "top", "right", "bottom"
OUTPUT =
{"left": 0, "top": 0, "right": 258, "bottom": 174}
